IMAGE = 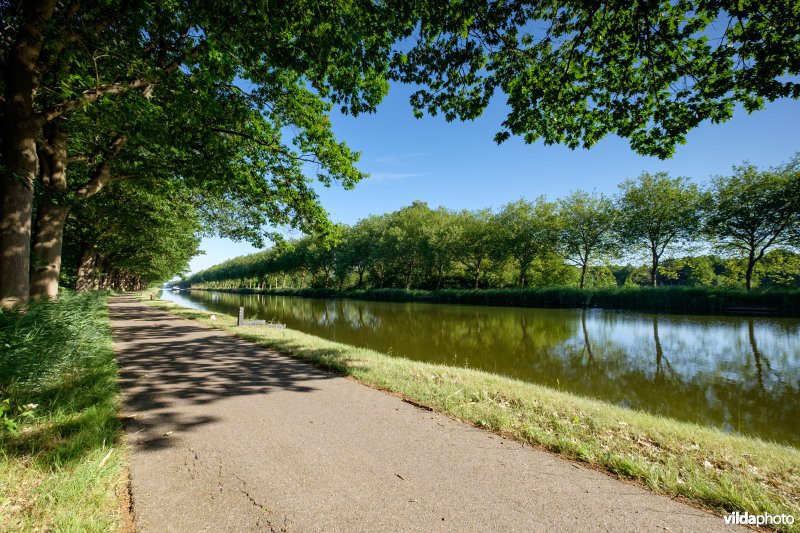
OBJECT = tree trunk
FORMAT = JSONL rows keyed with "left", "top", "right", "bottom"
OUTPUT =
{"left": 357, "top": 269, "right": 364, "bottom": 289}
{"left": 473, "top": 259, "right": 482, "bottom": 289}
{"left": 30, "top": 203, "right": 70, "bottom": 299}
{"left": 92, "top": 256, "right": 105, "bottom": 290}
{"left": 745, "top": 250, "right": 756, "bottom": 291}
{"left": 436, "top": 264, "right": 443, "bottom": 290}
{"left": 30, "top": 122, "right": 70, "bottom": 300}
{"left": 76, "top": 247, "right": 96, "bottom": 291}
{"left": 650, "top": 250, "right": 659, "bottom": 287}
{"left": 0, "top": 170, "right": 36, "bottom": 307}
{"left": 0, "top": 0, "right": 58, "bottom": 308}
{"left": 405, "top": 260, "right": 415, "bottom": 290}
{"left": 579, "top": 263, "right": 588, "bottom": 289}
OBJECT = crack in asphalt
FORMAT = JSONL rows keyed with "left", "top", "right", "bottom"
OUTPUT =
{"left": 186, "top": 444, "right": 291, "bottom": 531}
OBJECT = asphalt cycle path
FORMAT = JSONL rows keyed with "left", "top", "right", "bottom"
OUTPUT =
{"left": 110, "top": 295, "right": 743, "bottom": 532}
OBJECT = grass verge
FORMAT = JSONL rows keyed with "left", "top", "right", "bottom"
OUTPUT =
{"left": 200, "top": 286, "right": 800, "bottom": 316}
{"left": 141, "top": 292, "right": 800, "bottom": 530}
{"left": 0, "top": 291, "right": 129, "bottom": 531}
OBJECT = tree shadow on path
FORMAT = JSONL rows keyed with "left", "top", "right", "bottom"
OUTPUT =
{"left": 110, "top": 297, "right": 334, "bottom": 452}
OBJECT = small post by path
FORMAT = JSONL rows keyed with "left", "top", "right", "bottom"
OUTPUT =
{"left": 237, "top": 306, "right": 285, "bottom": 328}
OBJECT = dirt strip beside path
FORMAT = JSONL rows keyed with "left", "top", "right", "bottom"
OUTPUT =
{"left": 110, "top": 295, "right": 742, "bottom": 532}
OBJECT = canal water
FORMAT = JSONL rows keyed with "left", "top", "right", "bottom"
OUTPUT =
{"left": 161, "top": 289, "right": 800, "bottom": 446}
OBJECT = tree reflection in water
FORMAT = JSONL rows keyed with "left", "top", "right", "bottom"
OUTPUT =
{"left": 162, "top": 290, "right": 800, "bottom": 445}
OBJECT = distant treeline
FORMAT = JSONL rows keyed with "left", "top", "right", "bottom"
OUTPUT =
{"left": 184, "top": 159, "right": 800, "bottom": 293}
{"left": 199, "top": 286, "right": 799, "bottom": 316}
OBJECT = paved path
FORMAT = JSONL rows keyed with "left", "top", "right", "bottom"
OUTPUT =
{"left": 111, "top": 296, "right": 741, "bottom": 532}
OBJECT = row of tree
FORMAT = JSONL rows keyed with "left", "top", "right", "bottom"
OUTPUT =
{"left": 56, "top": 179, "right": 203, "bottom": 292}
{"left": 185, "top": 159, "right": 800, "bottom": 292}
{"left": 2, "top": 2, "right": 800, "bottom": 306}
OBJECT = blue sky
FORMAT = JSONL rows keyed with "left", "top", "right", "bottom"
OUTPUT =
{"left": 188, "top": 83, "right": 800, "bottom": 274}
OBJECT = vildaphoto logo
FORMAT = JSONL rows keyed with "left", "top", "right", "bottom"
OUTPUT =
{"left": 724, "top": 511, "right": 795, "bottom": 526}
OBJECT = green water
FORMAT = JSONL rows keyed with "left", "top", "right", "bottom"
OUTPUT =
{"left": 162, "top": 289, "right": 800, "bottom": 446}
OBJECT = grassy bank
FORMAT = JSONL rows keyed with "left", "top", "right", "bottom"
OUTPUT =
{"left": 0, "top": 292, "right": 129, "bottom": 531}
{"left": 141, "top": 293, "right": 800, "bottom": 530}
{"left": 198, "top": 286, "right": 800, "bottom": 316}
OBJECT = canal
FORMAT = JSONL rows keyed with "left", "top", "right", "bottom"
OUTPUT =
{"left": 161, "top": 289, "right": 800, "bottom": 446}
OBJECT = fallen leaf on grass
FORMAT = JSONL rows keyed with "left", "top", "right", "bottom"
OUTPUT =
{"left": 99, "top": 449, "right": 113, "bottom": 468}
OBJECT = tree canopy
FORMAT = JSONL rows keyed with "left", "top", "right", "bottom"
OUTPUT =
{"left": 618, "top": 172, "right": 702, "bottom": 287}
{"left": 557, "top": 191, "right": 619, "bottom": 289}
{"left": 394, "top": 0, "right": 800, "bottom": 157}
{"left": 705, "top": 157, "right": 800, "bottom": 290}
{"left": 2, "top": 0, "right": 405, "bottom": 302}
{"left": 495, "top": 198, "right": 560, "bottom": 288}
{"left": 2, "top": 1, "right": 800, "bottom": 305}
{"left": 61, "top": 179, "right": 202, "bottom": 291}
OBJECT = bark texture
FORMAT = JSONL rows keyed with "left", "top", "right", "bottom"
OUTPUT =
{"left": 30, "top": 122, "right": 70, "bottom": 299}
{"left": 0, "top": 0, "right": 58, "bottom": 307}
{"left": 30, "top": 203, "right": 70, "bottom": 299}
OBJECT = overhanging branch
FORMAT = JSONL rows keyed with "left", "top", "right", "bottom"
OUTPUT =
{"left": 38, "top": 42, "right": 204, "bottom": 123}
{"left": 40, "top": 79, "right": 155, "bottom": 123}
{"left": 73, "top": 135, "right": 127, "bottom": 199}
{"left": 209, "top": 127, "right": 319, "bottom": 164}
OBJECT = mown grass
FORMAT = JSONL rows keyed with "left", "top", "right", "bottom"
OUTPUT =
{"left": 205, "top": 286, "right": 800, "bottom": 316}
{"left": 142, "top": 293, "right": 800, "bottom": 531}
{"left": 0, "top": 292, "right": 129, "bottom": 531}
